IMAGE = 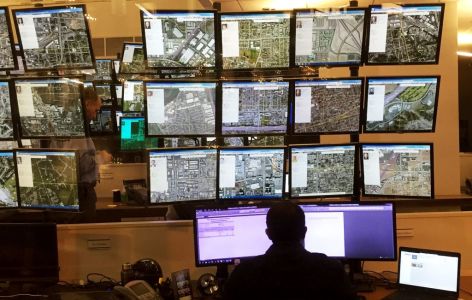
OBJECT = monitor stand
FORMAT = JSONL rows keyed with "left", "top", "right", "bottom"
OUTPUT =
{"left": 344, "top": 260, "right": 375, "bottom": 293}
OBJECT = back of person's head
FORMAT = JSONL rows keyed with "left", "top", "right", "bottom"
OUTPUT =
{"left": 266, "top": 202, "right": 307, "bottom": 243}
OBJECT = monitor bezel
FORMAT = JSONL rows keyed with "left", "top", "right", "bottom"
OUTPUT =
{"left": 292, "top": 8, "right": 367, "bottom": 67}
{"left": 144, "top": 80, "right": 218, "bottom": 137}
{"left": 364, "top": 3, "right": 445, "bottom": 66}
{"left": 13, "top": 77, "right": 89, "bottom": 139}
{"left": 219, "top": 79, "right": 290, "bottom": 137}
{"left": 218, "top": 10, "right": 293, "bottom": 71}
{"left": 147, "top": 146, "right": 218, "bottom": 205}
{"left": 12, "top": 4, "right": 96, "bottom": 72}
{"left": 288, "top": 143, "right": 359, "bottom": 199}
{"left": 362, "top": 75, "right": 441, "bottom": 133}
{"left": 0, "top": 150, "right": 19, "bottom": 208}
{"left": 122, "top": 79, "right": 145, "bottom": 113}
{"left": 119, "top": 42, "right": 147, "bottom": 74}
{"left": 291, "top": 77, "right": 364, "bottom": 135}
{"left": 217, "top": 146, "right": 287, "bottom": 201}
{"left": 360, "top": 142, "right": 435, "bottom": 199}
{"left": 0, "top": 80, "right": 19, "bottom": 141}
{"left": 14, "top": 148, "right": 82, "bottom": 211}
{"left": 0, "top": 7, "right": 19, "bottom": 71}
{"left": 140, "top": 9, "right": 218, "bottom": 71}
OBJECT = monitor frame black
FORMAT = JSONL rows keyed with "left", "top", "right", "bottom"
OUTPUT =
{"left": 360, "top": 142, "right": 435, "bottom": 199}
{"left": 0, "top": 7, "right": 19, "bottom": 71}
{"left": 364, "top": 3, "right": 445, "bottom": 66}
{"left": 121, "top": 79, "right": 145, "bottom": 113}
{"left": 0, "top": 80, "right": 19, "bottom": 141}
{"left": 292, "top": 8, "right": 367, "bottom": 67}
{"left": 14, "top": 148, "right": 82, "bottom": 211}
{"left": 12, "top": 4, "right": 96, "bottom": 72}
{"left": 362, "top": 75, "right": 441, "bottom": 133}
{"left": 0, "top": 150, "right": 19, "bottom": 208}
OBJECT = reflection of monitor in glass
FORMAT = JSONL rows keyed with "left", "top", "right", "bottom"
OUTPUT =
{"left": 364, "top": 76, "right": 440, "bottom": 133}
{"left": 361, "top": 143, "right": 433, "bottom": 198}
{"left": 290, "top": 144, "right": 357, "bottom": 198}
{"left": 145, "top": 81, "right": 216, "bottom": 136}
{"left": 120, "top": 117, "right": 158, "bottom": 151}
{"left": 142, "top": 10, "right": 216, "bottom": 69}
{"left": 93, "top": 59, "right": 113, "bottom": 81}
{"left": 13, "top": 5, "right": 95, "bottom": 70}
{"left": 114, "top": 83, "right": 123, "bottom": 107}
{"left": 89, "top": 107, "right": 115, "bottom": 135}
{"left": 0, "top": 151, "right": 18, "bottom": 208}
{"left": 149, "top": 148, "right": 217, "bottom": 204}
{"left": 16, "top": 149, "right": 80, "bottom": 210}
{"left": 0, "top": 223, "right": 59, "bottom": 283}
{"left": 294, "top": 9, "right": 366, "bottom": 66}
{"left": 123, "top": 80, "right": 144, "bottom": 112}
{"left": 14, "top": 78, "right": 86, "bottom": 138}
{"left": 366, "top": 4, "right": 444, "bottom": 65}
{"left": 218, "top": 147, "right": 285, "bottom": 200}
{"left": 220, "top": 12, "right": 291, "bottom": 69}
{"left": 293, "top": 78, "right": 363, "bottom": 134}
{"left": 221, "top": 81, "right": 289, "bottom": 135}
{"left": 94, "top": 82, "right": 114, "bottom": 106}
{"left": 193, "top": 202, "right": 396, "bottom": 266}
{"left": 120, "top": 43, "right": 146, "bottom": 74}
{"left": 0, "top": 81, "right": 15, "bottom": 140}
{"left": 0, "top": 8, "right": 17, "bottom": 70}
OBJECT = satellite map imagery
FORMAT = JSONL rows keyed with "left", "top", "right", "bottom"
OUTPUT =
{"left": 95, "top": 84, "right": 114, "bottom": 106}
{"left": 18, "top": 152, "right": 79, "bottom": 208}
{"left": 121, "top": 45, "right": 146, "bottom": 73}
{"left": 0, "top": 9, "right": 15, "bottom": 69}
{"left": 123, "top": 82, "right": 144, "bottom": 112}
{"left": 93, "top": 60, "right": 113, "bottom": 81}
{"left": 0, "top": 82, "right": 14, "bottom": 139}
{"left": 0, "top": 153, "right": 17, "bottom": 207}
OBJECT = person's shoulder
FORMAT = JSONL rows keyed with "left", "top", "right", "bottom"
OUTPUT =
{"left": 305, "top": 252, "right": 345, "bottom": 271}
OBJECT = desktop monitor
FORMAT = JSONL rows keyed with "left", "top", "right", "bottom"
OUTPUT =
{"left": 289, "top": 144, "right": 357, "bottom": 198}
{"left": 193, "top": 202, "right": 396, "bottom": 266}
{"left": 89, "top": 107, "right": 115, "bottom": 135}
{"left": 145, "top": 81, "right": 216, "bottom": 136}
{"left": 9, "top": 44, "right": 25, "bottom": 76}
{"left": 294, "top": 8, "right": 366, "bottom": 66}
{"left": 120, "top": 116, "right": 158, "bottom": 151}
{"left": 142, "top": 10, "right": 216, "bottom": 69}
{"left": 15, "top": 149, "right": 80, "bottom": 210}
{"left": 123, "top": 80, "right": 144, "bottom": 112}
{"left": 120, "top": 43, "right": 146, "bottom": 74}
{"left": 13, "top": 5, "right": 95, "bottom": 71}
{"left": 361, "top": 143, "right": 434, "bottom": 198}
{"left": 0, "top": 7, "right": 16, "bottom": 70}
{"left": 0, "top": 223, "right": 59, "bottom": 283}
{"left": 114, "top": 83, "right": 123, "bottom": 107}
{"left": 14, "top": 78, "right": 86, "bottom": 138}
{"left": 218, "top": 147, "right": 285, "bottom": 200}
{"left": 364, "top": 76, "right": 440, "bottom": 133}
{"left": 93, "top": 59, "right": 114, "bottom": 81}
{"left": 94, "top": 82, "right": 114, "bottom": 106}
{"left": 0, "top": 81, "right": 15, "bottom": 140}
{"left": 220, "top": 11, "right": 291, "bottom": 69}
{"left": 221, "top": 81, "right": 289, "bottom": 135}
{"left": 148, "top": 148, "right": 217, "bottom": 204}
{"left": 366, "top": 4, "right": 444, "bottom": 65}
{"left": 293, "top": 78, "right": 363, "bottom": 134}
{"left": 0, "top": 151, "right": 18, "bottom": 208}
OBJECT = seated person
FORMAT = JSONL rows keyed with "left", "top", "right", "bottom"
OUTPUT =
{"left": 223, "top": 202, "right": 357, "bottom": 300}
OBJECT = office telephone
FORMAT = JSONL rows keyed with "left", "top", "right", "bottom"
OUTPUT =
{"left": 113, "top": 280, "right": 163, "bottom": 300}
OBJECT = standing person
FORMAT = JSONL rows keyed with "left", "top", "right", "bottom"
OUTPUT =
{"left": 223, "top": 202, "right": 358, "bottom": 300}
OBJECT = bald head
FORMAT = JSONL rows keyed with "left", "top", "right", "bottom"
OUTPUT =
{"left": 266, "top": 202, "right": 307, "bottom": 243}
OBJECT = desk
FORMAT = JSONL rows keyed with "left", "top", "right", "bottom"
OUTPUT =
{"left": 360, "top": 276, "right": 472, "bottom": 300}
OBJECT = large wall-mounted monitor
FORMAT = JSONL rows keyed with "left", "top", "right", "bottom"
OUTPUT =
{"left": 15, "top": 149, "right": 80, "bottom": 210}
{"left": 290, "top": 144, "right": 357, "bottom": 198}
{"left": 0, "top": 7, "right": 17, "bottom": 70}
{"left": 13, "top": 5, "right": 95, "bottom": 71}
{"left": 0, "top": 81, "right": 15, "bottom": 140}
{"left": 142, "top": 10, "right": 216, "bottom": 69}
{"left": 120, "top": 116, "right": 158, "bottom": 151}
{"left": 149, "top": 148, "right": 217, "bottom": 204}
{"left": 0, "top": 151, "right": 18, "bottom": 208}
{"left": 14, "top": 78, "right": 86, "bottom": 139}
{"left": 194, "top": 202, "right": 396, "bottom": 266}
{"left": 145, "top": 81, "right": 216, "bottom": 136}
{"left": 220, "top": 11, "right": 291, "bottom": 70}
{"left": 364, "top": 76, "right": 440, "bottom": 133}
{"left": 218, "top": 147, "right": 285, "bottom": 200}
{"left": 293, "top": 78, "right": 363, "bottom": 134}
{"left": 294, "top": 8, "right": 366, "bottom": 66}
{"left": 123, "top": 80, "right": 144, "bottom": 113}
{"left": 120, "top": 43, "right": 146, "bottom": 74}
{"left": 221, "top": 81, "right": 289, "bottom": 135}
{"left": 366, "top": 4, "right": 444, "bottom": 65}
{"left": 361, "top": 143, "right": 433, "bottom": 198}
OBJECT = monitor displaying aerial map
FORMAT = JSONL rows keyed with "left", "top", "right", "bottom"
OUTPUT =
{"left": 295, "top": 9, "right": 365, "bottom": 66}
{"left": 120, "top": 43, "right": 147, "bottom": 74}
{"left": 13, "top": 5, "right": 94, "bottom": 70}
{"left": 0, "top": 8, "right": 16, "bottom": 70}
{"left": 14, "top": 78, "right": 86, "bottom": 138}
{"left": 0, "top": 151, "right": 18, "bottom": 208}
{"left": 366, "top": 4, "right": 444, "bottom": 64}
{"left": 221, "top": 12, "right": 291, "bottom": 69}
{"left": 142, "top": 10, "right": 216, "bottom": 68}
{"left": 0, "top": 81, "right": 15, "bottom": 140}
{"left": 123, "top": 80, "right": 144, "bottom": 113}
{"left": 93, "top": 59, "right": 113, "bottom": 81}
{"left": 364, "top": 76, "right": 440, "bottom": 132}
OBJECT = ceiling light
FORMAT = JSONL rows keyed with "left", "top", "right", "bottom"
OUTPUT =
{"left": 458, "top": 32, "right": 472, "bottom": 45}
{"left": 457, "top": 51, "right": 472, "bottom": 57}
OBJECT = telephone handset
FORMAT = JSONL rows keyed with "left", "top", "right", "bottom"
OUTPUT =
{"left": 113, "top": 280, "right": 162, "bottom": 300}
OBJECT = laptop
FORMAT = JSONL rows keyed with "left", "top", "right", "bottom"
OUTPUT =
{"left": 383, "top": 247, "right": 461, "bottom": 300}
